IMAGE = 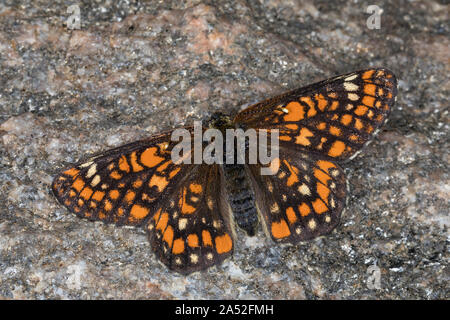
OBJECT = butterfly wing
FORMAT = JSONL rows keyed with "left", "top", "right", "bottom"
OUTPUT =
{"left": 235, "top": 68, "right": 397, "bottom": 162}
{"left": 147, "top": 164, "right": 234, "bottom": 274}
{"left": 247, "top": 147, "right": 346, "bottom": 243}
{"left": 51, "top": 129, "right": 195, "bottom": 227}
{"left": 52, "top": 129, "right": 234, "bottom": 274}
{"left": 240, "top": 68, "right": 396, "bottom": 242}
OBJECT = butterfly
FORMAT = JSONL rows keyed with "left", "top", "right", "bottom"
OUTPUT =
{"left": 52, "top": 68, "right": 397, "bottom": 274}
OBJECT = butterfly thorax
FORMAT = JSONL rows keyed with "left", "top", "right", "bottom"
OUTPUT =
{"left": 208, "top": 112, "right": 259, "bottom": 236}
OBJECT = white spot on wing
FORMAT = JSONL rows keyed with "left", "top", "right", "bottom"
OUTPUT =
{"left": 79, "top": 161, "right": 93, "bottom": 168}
{"left": 179, "top": 218, "right": 187, "bottom": 230}
{"left": 86, "top": 163, "right": 97, "bottom": 178}
{"left": 91, "top": 175, "right": 101, "bottom": 187}
{"left": 348, "top": 93, "right": 359, "bottom": 101}
{"left": 298, "top": 184, "right": 311, "bottom": 196}
{"left": 344, "top": 82, "right": 359, "bottom": 91}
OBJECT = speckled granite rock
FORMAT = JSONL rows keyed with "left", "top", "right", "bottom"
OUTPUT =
{"left": 0, "top": 0, "right": 448, "bottom": 299}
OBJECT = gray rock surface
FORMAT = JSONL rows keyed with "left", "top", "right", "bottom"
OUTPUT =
{"left": 0, "top": 0, "right": 448, "bottom": 299}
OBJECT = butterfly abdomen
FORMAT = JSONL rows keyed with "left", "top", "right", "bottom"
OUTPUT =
{"left": 222, "top": 163, "right": 258, "bottom": 236}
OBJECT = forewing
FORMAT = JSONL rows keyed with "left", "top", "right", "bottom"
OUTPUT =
{"left": 235, "top": 68, "right": 397, "bottom": 162}
{"left": 146, "top": 164, "right": 234, "bottom": 274}
{"left": 247, "top": 147, "right": 346, "bottom": 243}
{"left": 52, "top": 130, "right": 194, "bottom": 227}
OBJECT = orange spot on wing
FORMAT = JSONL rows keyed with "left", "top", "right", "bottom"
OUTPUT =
{"left": 153, "top": 208, "right": 161, "bottom": 222}
{"left": 149, "top": 174, "right": 169, "bottom": 192}
{"left": 300, "top": 96, "right": 317, "bottom": 117}
{"left": 317, "top": 136, "right": 327, "bottom": 150}
{"left": 179, "top": 188, "right": 196, "bottom": 214}
{"left": 92, "top": 191, "right": 105, "bottom": 201}
{"left": 315, "top": 93, "right": 328, "bottom": 111}
{"left": 362, "top": 70, "right": 375, "bottom": 80}
{"left": 279, "top": 135, "right": 291, "bottom": 141}
{"left": 314, "top": 168, "right": 331, "bottom": 185}
{"left": 172, "top": 238, "right": 185, "bottom": 254}
{"left": 312, "top": 198, "right": 328, "bottom": 214}
{"left": 163, "top": 225, "right": 174, "bottom": 248}
{"left": 130, "top": 151, "right": 144, "bottom": 172}
{"left": 118, "top": 155, "right": 130, "bottom": 173}
{"left": 328, "top": 140, "right": 346, "bottom": 157}
{"left": 317, "top": 183, "right": 330, "bottom": 204}
{"left": 169, "top": 167, "right": 181, "bottom": 178}
{"left": 271, "top": 219, "right": 291, "bottom": 239}
{"left": 317, "top": 122, "right": 326, "bottom": 130}
{"left": 125, "top": 190, "right": 136, "bottom": 203}
{"left": 109, "top": 189, "right": 120, "bottom": 200}
{"left": 189, "top": 183, "right": 203, "bottom": 194}
{"left": 215, "top": 233, "right": 233, "bottom": 254}
{"left": 307, "top": 105, "right": 317, "bottom": 117}
{"left": 80, "top": 187, "right": 93, "bottom": 200}
{"left": 355, "top": 105, "right": 368, "bottom": 116}
{"left": 156, "top": 212, "right": 169, "bottom": 231}
{"left": 354, "top": 118, "right": 363, "bottom": 130}
{"left": 299, "top": 203, "right": 311, "bottom": 216}
{"left": 285, "top": 124, "right": 298, "bottom": 130}
{"left": 362, "top": 96, "right": 375, "bottom": 108}
{"left": 364, "top": 83, "right": 376, "bottom": 96}
{"left": 64, "top": 168, "right": 79, "bottom": 177}
{"left": 300, "top": 96, "right": 314, "bottom": 108}
{"left": 317, "top": 160, "right": 336, "bottom": 172}
{"left": 202, "top": 230, "right": 213, "bottom": 246}
{"left": 283, "top": 101, "right": 305, "bottom": 122}
{"left": 72, "top": 177, "right": 85, "bottom": 192}
{"left": 341, "top": 114, "right": 353, "bottom": 126}
{"left": 283, "top": 160, "right": 299, "bottom": 187}
{"left": 377, "top": 87, "right": 384, "bottom": 96}
{"left": 295, "top": 127, "right": 314, "bottom": 146}
{"left": 110, "top": 170, "right": 122, "bottom": 179}
{"left": 141, "top": 147, "right": 164, "bottom": 168}
{"left": 187, "top": 234, "right": 199, "bottom": 248}
{"left": 328, "top": 92, "right": 338, "bottom": 98}
{"left": 329, "top": 126, "right": 341, "bottom": 136}
{"left": 156, "top": 160, "right": 171, "bottom": 172}
{"left": 329, "top": 100, "right": 339, "bottom": 111}
{"left": 133, "top": 179, "right": 143, "bottom": 188}
{"left": 286, "top": 207, "right": 297, "bottom": 224}
{"left": 104, "top": 200, "right": 113, "bottom": 212}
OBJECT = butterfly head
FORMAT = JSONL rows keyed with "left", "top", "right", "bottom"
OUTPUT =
{"left": 208, "top": 112, "right": 234, "bottom": 131}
